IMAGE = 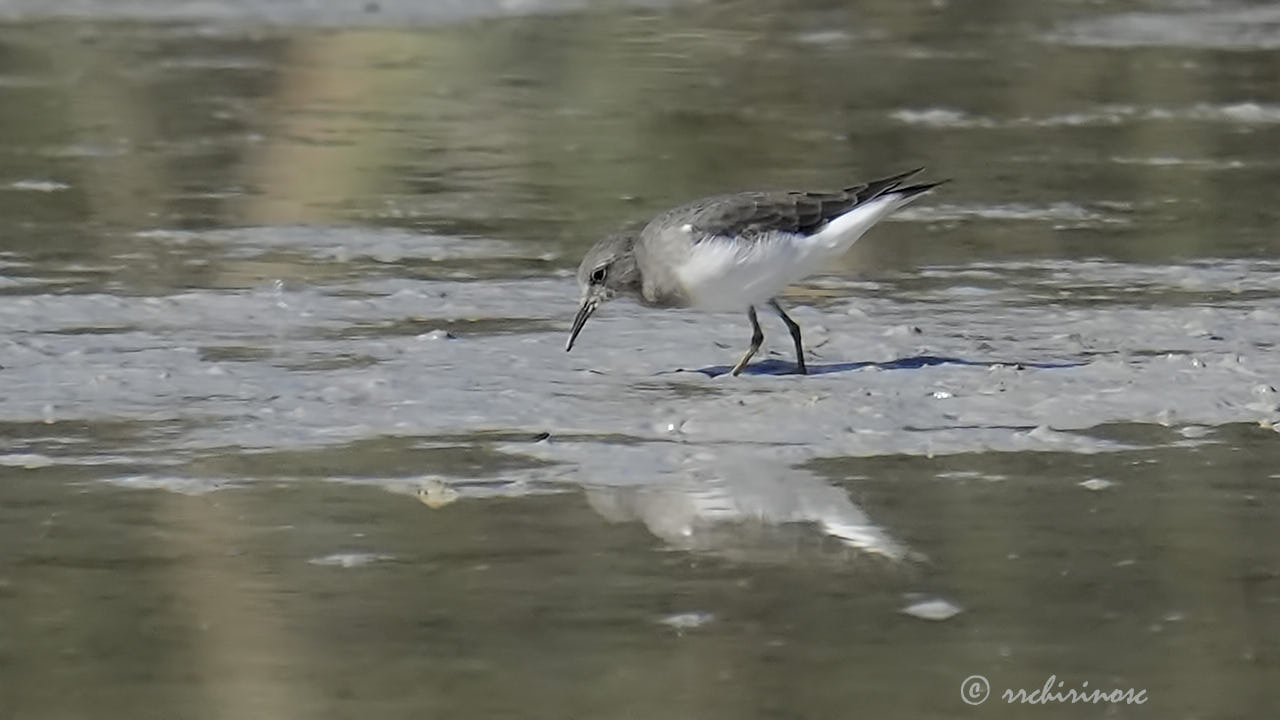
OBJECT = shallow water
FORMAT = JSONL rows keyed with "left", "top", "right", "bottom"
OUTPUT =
{"left": 2, "top": 0, "right": 1279, "bottom": 717}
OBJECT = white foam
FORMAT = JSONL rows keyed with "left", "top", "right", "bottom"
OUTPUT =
{"left": 893, "top": 103, "right": 1280, "bottom": 130}
{"left": 1048, "top": 6, "right": 1280, "bottom": 50}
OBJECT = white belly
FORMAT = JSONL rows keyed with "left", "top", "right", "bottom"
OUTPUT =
{"left": 670, "top": 192, "right": 911, "bottom": 311}
{"left": 676, "top": 232, "right": 831, "bottom": 311}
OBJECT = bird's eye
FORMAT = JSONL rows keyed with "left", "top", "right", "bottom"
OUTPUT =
{"left": 590, "top": 266, "right": 607, "bottom": 284}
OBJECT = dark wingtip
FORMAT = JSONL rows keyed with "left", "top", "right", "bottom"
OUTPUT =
{"left": 848, "top": 167, "right": 928, "bottom": 201}
{"left": 892, "top": 178, "right": 950, "bottom": 200}
{"left": 878, "top": 167, "right": 926, "bottom": 188}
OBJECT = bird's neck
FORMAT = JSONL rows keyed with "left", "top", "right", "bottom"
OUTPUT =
{"left": 609, "top": 252, "right": 643, "bottom": 297}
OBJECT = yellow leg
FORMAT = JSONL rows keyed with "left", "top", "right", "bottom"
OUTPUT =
{"left": 730, "top": 306, "right": 764, "bottom": 376}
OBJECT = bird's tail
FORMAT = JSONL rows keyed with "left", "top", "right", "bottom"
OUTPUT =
{"left": 810, "top": 170, "right": 947, "bottom": 253}
{"left": 854, "top": 167, "right": 950, "bottom": 204}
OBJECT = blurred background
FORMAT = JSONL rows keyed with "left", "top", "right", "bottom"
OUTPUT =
{"left": 1, "top": 0, "right": 1279, "bottom": 718}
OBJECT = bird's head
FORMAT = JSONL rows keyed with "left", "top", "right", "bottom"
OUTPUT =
{"left": 566, "top": 231, "right": 640, "bottom": 351}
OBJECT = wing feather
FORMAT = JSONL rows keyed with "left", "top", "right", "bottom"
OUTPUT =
{"left": 651, "top": 168, "right": 929, "bottom": 242}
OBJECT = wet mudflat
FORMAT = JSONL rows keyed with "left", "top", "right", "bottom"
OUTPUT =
{"left": 1, "top": 1, "right": 1279, "bottom": 718}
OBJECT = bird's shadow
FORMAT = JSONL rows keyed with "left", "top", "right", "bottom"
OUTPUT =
{"left": 666, "top": 355, "right": 1085, "bottom": 379}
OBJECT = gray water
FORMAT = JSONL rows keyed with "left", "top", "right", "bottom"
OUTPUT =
{"left": 2, "top": 1, "right": 1280, "bottom": 718}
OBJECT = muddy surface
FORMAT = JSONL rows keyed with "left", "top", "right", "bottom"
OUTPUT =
{"left": 2, "top": 1, "right": 1279, "bottom": 717}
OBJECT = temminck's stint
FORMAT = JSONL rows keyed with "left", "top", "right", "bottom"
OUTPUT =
{"left": 566, "top": 168, "right": 946, "bottom": 375}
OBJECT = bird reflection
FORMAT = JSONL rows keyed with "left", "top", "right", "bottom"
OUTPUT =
{"left": 577, "top": 452, "right": 909, "bottom": 564}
